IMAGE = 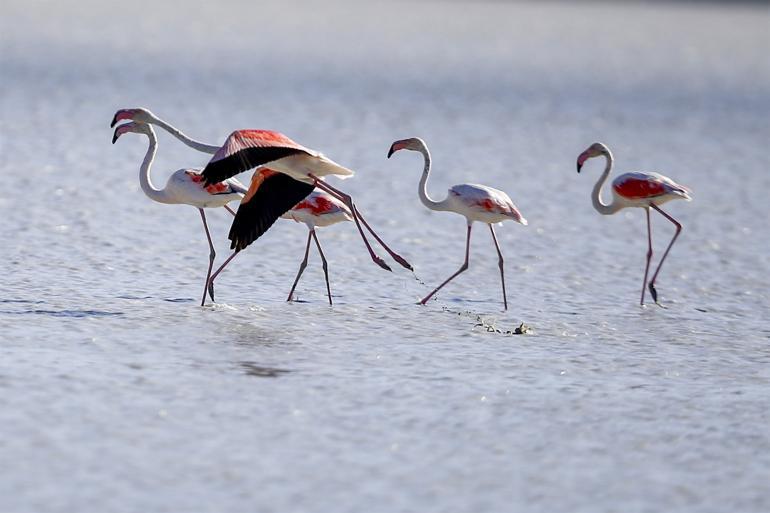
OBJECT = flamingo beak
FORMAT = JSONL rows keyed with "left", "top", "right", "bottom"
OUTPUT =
{"left": 112, "top": 127, "right": 120, "bottom": 144}
{"left": 576, "top": 152, "right": 589, "bottom": 173}
{"left": 387, "top": 144, "right": 397, "bottom": 159}
{"left": 110, "top": 110, "right": 132, "bottom": 128}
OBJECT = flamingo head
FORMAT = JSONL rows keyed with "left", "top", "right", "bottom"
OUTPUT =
{"left": 112, "top": 121, "right": 152, "bottom": 144}
{"left": 387, "top": 137, "right": 427, "bottom": 158}
{"left": 577, "top": 142, "right": 610, "bottom": 173}
{"left": 110, "top": 107, "right": 157, "bottom": 128}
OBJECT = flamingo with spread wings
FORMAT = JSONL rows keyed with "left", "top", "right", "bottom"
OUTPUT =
{"left": 200, "top": 129, "right": 412, "bottom": 273}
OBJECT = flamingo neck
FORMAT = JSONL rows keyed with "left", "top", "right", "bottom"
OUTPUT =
{"left": 417, "top": 145, "right": 449, "bottom": 212}
{"left": 151, "top": 117, "right": 220, "bottom": 154}
{"left": 139, "top": 126, "right": 174, "bottom": 204}
{"left": 592, "top": 150, "right": 621, "bottom": 215}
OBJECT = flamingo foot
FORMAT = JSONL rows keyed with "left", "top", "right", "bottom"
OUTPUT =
{"left": 648, "top": 282, "right": 666, "bottom": 307}
{"left": 374, "top": 256, "right": 392, "bottom": 272}
{"left": 391, "top": 253, "right": 413, "bottom": 271}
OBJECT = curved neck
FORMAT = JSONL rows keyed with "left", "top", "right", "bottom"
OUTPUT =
{"left": 139, "top": 127, "right": 174, "bottom": 204}
{"left": 417, "top": 146, "right": 448, "bottom": 211}
{"left": 592, "top": 151, "right": 621, "bottom": 215}
{"left": 152, "top": 117, "right": 220, "bottom": 154}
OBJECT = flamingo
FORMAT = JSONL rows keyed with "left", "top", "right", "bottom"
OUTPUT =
{"left": 199, "top": 129, "right": 413, "bottom": 273}
{"left": 111, "top": 121, "right": 247, "bottom": 306}
{"left": 387, "top": 137, "right": 527, "bottom": 310}
{"left": 576, "top": 142, "right": 692, "bottom": 306}
{"left": 281, "top": 190, "right": 353, "bottom": 304}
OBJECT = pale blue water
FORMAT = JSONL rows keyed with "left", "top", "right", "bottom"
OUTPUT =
{"left": 1, "top": 1, "right": 769, "bottom": 512}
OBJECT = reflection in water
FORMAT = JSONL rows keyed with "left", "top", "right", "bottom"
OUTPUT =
{"left": 0, "top": 309, "right": 124, "bottom": 318}
{"left": 238, "top": 361, "right": 291, "bottom": 378}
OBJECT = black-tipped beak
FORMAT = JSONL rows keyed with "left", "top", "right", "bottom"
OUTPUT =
{"left": 387, "top": 145, "right": 396, "bottom": 159}
{"left": 112, "top": 129, "right": 119, "bottom": 144}
{"left": 576, "top": 152, "right": 589, "bottom": 173}
{"left": 110, "top": 113, "right": 119, "bottom": 128}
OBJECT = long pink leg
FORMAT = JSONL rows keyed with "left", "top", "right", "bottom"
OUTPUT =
{"left": 310, "top": 175, "right": 412, "bottom": 271}
{"left": 310, "top": 177, "right": 391, "bottom": 272}
{"left": 203, "top": 205, "right": 239, "bottom": 302}
{"left": 312, "top": 229, "right": 333, "bottom": 305}
{"left": 207, "top": 249, "right": 240, "bottom": 302}
{"left": 648, "top": 204, "right": 682, "bottom": 305}
{"left": 198, "top": 209, "right": 217, "bottom": 307}
{"left": 287, "top": 230, "right": 313, "bottom": 303}
{"left": 489, "top": 224, "right": 508, "bottom": 311}
{"left": 640, "top": 208, "right": 654, "bottom": 306}
{"left": 420, "top": 224, "right": 472, "bottom": 305}
{"left": 350, "top": 204, "right": 412, "bottom": 271}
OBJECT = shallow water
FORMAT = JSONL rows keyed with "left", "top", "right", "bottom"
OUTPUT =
{"left": 2, "top": 1, "right": 769, "bottom": 512}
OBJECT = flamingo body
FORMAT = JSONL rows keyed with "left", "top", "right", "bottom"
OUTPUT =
{"left": 446, "top": 184, "right": 528, "bottom": 225}
{"left": 203, "top": 129, "right": 354, "bottom": 186}
{"left": 161, "top": 169, "right": 246, "bottom": 208}
{"left": 611, "top": 172, "right": 691, "bottom": 207}
{"left": 282, "top": 190, "right": 353, "bottom": 227}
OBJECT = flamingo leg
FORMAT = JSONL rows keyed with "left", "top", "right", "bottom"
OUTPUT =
{"left": 287, "top": 230, "right": 313, "bottom": 303}
{"left": 648, "top": 204, "right": 682, "bottom": 305}
{"left": 640, "top": 208, "right": 654, "bottom": 306}
{"left": 310, "top": 177, "right": 392, "bottom": 272}
{"left": 207, "top": 249, "right": 240, "bottom": 302}
{"left": 311, "top": 229, "right": 333, "bottom": 305}
{"left": 310, "top": 175, "right": 412, "bottom": 271}
{"left": 489, "top": 224, "right": 507, "bottom": 311}
{"left": 224, "top": 204, "right": 237, "bottom": 216}
{"left": 348, "top": 202, "right": 412, "bottom": 270}
{"left": 198, "top": 209, "right": 216, "bottom": 307}
{"left": 420, "top": 224, "right": 472, "bottom": 305}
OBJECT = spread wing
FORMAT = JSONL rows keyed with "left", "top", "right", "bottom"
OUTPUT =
{"left": 228, "top": 170, "right": 315, "bottom": 251}
{"left": 202, "top": 129, "right": 313, "bottom": 186}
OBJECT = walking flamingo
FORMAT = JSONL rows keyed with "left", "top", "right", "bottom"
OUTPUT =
{"left": 281, "top": 190, "right": 352, "bottom": 304}
{"left": 576, "top": 142, "right": 692, "bottom": 305}
{"left": 112, "top": 121, "right": 247, "bottom": 306}
{"left": 200, "top": 129, "right": 413, "bottom": 273}
{"left": 387, "top": 137, "right": 527, "bottom": 310}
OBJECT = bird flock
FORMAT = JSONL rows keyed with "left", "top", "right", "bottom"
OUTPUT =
{"left": 111, "top": 108, "right": 692, "bottom": 309}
